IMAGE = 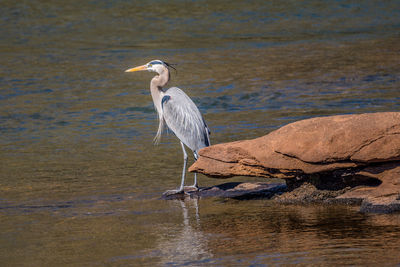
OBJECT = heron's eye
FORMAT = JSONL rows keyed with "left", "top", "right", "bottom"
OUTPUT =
{"left": 148, "top": 64, "right": 152, "bottom": 68}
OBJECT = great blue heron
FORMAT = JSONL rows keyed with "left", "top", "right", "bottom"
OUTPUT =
{"left": 125, "top": 60, "right": 211, "bottom": 196}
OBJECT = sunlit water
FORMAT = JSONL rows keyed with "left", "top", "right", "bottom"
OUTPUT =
{"left": 1, "top": 1, "right": 400, "bottom": 265}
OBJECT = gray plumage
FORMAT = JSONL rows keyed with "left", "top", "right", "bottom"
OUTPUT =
{"left": 162, "top": 87, "right": 210, "bottom": 153}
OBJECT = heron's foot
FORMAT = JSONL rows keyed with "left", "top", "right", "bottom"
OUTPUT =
{"left": 162, "top": 189, "right": 186, "bottom": 197}
{"left": 184, "top": 184, "right": 199, "bottom": 192}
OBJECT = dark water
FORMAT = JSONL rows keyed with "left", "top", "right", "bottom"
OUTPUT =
{"left": 1, "top": 0, "right": 400, "bottom": 265}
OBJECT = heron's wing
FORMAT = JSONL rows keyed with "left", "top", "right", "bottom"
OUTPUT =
{"left": 203, "top": 118, "right": 211, "bottom": 146}
{"left": 161, "top": 87, "right": 209, "bottom": 152}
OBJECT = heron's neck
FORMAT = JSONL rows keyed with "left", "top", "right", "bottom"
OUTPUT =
{"left": 151, "top": 69, "right": 169, "bottom": 89}
{"left": 150, "top": 70, "right": 170, "bottom": 116}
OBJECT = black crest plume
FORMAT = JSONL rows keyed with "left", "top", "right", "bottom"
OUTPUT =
{"left": 164, "top": 61, "right": 178, "bottom": 75}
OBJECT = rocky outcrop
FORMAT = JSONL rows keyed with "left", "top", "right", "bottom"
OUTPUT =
{"left": 189, "top": 112, "right": 400, "bottom": 213}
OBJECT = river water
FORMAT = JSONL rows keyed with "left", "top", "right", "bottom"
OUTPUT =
{"left": 1, "top": 1, "right": 400, "bottom": 266}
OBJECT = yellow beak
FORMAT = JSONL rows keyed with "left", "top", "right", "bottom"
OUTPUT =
{"left": 125, "top": 65, "right": 147, "bottom": 72}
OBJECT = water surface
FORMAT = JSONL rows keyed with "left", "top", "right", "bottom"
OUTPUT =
{"left": 1, "top": 0, "right": 400, "bottom": 265}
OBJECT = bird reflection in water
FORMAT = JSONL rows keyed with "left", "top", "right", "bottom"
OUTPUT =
{"left": 155, "top": 198, "right": 212, "bottom": 265}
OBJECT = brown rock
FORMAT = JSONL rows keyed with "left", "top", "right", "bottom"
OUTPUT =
{"left": 337, "top": 163, "right": 400, "bottom": 213}
{"left": 189, "top": 112, "right": 400, "bottom": 213}
{"left": 274, "top": 112, "right": 400, "bottom": 163}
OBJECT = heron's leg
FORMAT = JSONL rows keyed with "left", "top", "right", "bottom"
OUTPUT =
{"left": 178, "top": 141, "right": 188, "bottom": 192}
{"left": 193, "top": 173, "right": 198, "bottom": 189}
{"left": 189, "top": 152, "right": 199, "bottom": 190}
{"left": 162, "top": 141, "right": 187, "bottom": 197}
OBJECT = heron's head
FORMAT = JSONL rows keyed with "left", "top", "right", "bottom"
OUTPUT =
{"left": 125, "top": 60, "right": 175, "bottom": 75}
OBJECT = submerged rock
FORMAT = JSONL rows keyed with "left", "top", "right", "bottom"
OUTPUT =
{"left": 189, "top": 112, "right": 400, "bottom": 213}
